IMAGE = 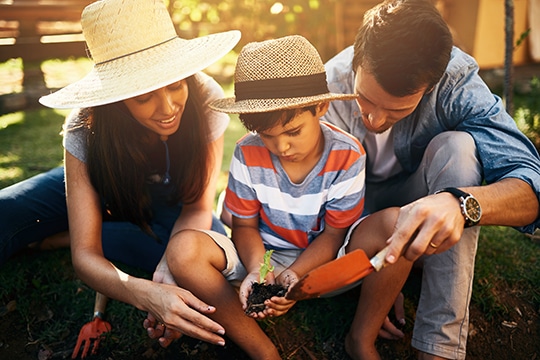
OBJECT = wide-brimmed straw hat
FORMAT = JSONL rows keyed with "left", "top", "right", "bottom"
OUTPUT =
{"left": 39, "top": 0, "right": 240, "bottom": 109}
{"left": 209, "top": 35, "right": 357, "bottom": 114}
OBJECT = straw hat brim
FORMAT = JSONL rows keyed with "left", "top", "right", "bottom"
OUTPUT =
{"left": 209, "top": 92, "right": 358, "bottom": 114}
{"left": 39, "top": 30, "right": 241, "bottom": 109}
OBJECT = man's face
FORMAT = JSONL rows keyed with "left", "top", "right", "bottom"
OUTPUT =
{"left": 354, "top": 65, "right": 427, "bottom": 133}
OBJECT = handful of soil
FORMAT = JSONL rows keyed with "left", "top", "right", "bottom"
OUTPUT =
{"left": 245, "top": 282, "right": 287, "bottom": 315}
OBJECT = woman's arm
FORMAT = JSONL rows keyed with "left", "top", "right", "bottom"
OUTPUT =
{"left": 65, "top": 151, "right": 225, "bottom": 344}
{"left": 170, "top": 134, "right": 224, "bottom": 236}
{"left": 145, "top": 134, "right": 226, "bottom": 346}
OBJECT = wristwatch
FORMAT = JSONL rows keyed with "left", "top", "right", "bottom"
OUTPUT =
{"left": 435, "top": 187, "right": 482, "bottom": 227}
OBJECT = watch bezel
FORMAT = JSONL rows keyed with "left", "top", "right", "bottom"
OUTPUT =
{"left": 462, "top": 195, "right": 482, "bottom": 225}
{"left": 435, "top": 187, "right": 482, "bottom": 227}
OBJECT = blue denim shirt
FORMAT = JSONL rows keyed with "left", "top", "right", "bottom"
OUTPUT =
{"left": 323, "top": 46, "right": 540, "bottom": 234}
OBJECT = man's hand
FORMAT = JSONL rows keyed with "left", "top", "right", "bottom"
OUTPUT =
{"left": 384, "top": 192, "right": 465, "bottom": 264}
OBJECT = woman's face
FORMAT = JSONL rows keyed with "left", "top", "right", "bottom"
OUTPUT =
{"left": 123, "top": 79, "right": 189, "bottom": 139}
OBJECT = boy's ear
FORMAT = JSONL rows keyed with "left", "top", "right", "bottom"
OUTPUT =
{"left": 316, "top": 101, "right": 330, "bottom": 116}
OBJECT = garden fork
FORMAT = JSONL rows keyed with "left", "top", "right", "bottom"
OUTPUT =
{"left": 72, "top": 291, "right": 111, "bottom": 359}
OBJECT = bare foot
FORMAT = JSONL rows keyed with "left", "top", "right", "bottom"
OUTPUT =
{"left": 344, "top": 332, "right": 380, "bottom": 360}
{"left": 29, "top": 231, "right": 70, "bottom": 250}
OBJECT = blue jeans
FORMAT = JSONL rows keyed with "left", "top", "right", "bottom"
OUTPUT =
{"left": 0, "top": 166, "right": 226, "bottom": 272}
{"left": 364, "top": 132, "right": 482, "bottom": 360}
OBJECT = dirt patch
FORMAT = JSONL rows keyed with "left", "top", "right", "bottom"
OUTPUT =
{"left": 245, "top": 282, "right": 287, "bottom": 315}
{"left": 0, "top": 257, "right": 538, "bottom": 359}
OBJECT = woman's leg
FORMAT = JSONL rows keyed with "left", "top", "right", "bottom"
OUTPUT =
{"left": 344, "top": 208, "right": 413, "bottom": 360}
{"left": 166, "top": 230, "right": 281, "bottom": 360}
{"left": 101, "top": 182, "right": 227, "bottom": 273}
{"left": 0, "top": 167, "right": 69, "bottom": 265}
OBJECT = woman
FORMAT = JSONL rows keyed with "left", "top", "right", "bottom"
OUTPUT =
{"left": 0, "top": 0, "right": 240, "bottom": 347}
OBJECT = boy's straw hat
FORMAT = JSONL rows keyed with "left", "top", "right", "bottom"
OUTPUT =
{"left": 209, "top": 35, "right": 357, "bottom": 114}
{"left": 39, "top": 0, "right": 240, "bottom": 109}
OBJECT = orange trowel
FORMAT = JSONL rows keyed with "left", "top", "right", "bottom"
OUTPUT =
{"left": 286, "top": 247, "right": 390, "bottom": 301}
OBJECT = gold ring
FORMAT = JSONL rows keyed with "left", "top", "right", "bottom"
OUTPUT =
{"left": 429, "top": 242, "right": 439, "bottom": 248}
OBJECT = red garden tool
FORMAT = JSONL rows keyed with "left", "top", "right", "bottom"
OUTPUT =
{"left": 286, "top": 247, "right": 390, "bottom": 301}
{"left": 72, "top": 291, "right": 111, "bottom": 359}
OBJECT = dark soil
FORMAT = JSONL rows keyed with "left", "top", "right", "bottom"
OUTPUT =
{"left": 0, "top": 253, "right": 538, "bottom": 359}
{"left": 245, "top": 282, "right": 287, "bottom": 315}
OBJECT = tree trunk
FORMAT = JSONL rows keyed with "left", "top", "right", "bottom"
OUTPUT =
{"left": 504, "top": 0, "right": 515, "bottom": 116}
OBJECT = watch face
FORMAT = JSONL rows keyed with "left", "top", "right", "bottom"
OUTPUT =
{"left": 464, "top": 196, "right": 482, "bottom": 222}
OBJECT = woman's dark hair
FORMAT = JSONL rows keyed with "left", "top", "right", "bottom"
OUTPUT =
{"left": 353, "top": 0, "right": 453, "bottom": 97}
{"left": 86, "top": 75, "right": 211, "bottom": 235}
{"left": 240, "top": 105, "right": 318, "bottom": 133}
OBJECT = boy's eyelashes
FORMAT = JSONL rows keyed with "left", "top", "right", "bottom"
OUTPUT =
{"left": 259, "top": 129, "right": 302, "bottom": 138}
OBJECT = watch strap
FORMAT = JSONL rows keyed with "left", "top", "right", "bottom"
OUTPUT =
{"left": 434, "top": 187, "right": 468, "bottom": 200}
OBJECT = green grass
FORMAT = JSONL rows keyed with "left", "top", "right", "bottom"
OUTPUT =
{"left": 1, "top": 59, "right": 539, "bottom": 359}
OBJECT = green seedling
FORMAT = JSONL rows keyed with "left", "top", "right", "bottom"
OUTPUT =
{"left": 259, "top": 250, "right": 275, "bottom": 284}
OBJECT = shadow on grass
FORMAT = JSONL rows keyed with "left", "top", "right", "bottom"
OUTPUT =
{"left": 1, "top": 227, "right": 538, "bottom": 360}
{"left": 0, "top": 108, "right": 66, "bottom": 189}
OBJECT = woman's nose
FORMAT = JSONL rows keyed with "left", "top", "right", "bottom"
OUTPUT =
{"left": 155, "top": 90, "right": 175, "bottom": 114}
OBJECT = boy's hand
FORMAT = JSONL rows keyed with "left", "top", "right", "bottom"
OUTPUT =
{"left": 239, "top": 271, "right": 266, "bottom": 309}
{"left": 276, "top": 268, "right": 298, "bottom": 289}
{"left": 261, "top": 296, "right": 295, "bottom": 318}
{"left": 254, "top": 268, "right": 298, "bottom": 318}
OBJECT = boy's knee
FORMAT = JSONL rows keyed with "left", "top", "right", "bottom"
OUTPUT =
{"left": 167, "top": 229, "right": 207, "bottom": 263}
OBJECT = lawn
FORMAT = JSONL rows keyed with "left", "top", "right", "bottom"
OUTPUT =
{"left": 0, "top": 58, "right": 539, "bottom": 359}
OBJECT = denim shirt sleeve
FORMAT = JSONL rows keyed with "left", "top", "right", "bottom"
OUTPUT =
{"left": 430, "top": 48, "right": 540, "bottom": 233}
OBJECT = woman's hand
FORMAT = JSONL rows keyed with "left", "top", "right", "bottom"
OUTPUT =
{"left": 144, "top": 256, "right": 224, "bottom": 348}
{"left": 142, "top": 282, "right": 225, "bottom": 347}
{"left": 144, "top": 256, "right": 180, "bottom": 347}
{"left": 153, "top": 255, "right": 177, "bottom": 286}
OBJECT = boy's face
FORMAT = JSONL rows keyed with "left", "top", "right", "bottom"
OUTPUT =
{"left": 354, "top": 65, "right": 426, "bottom": 133}
{"left": 258, "top": 103, "right": 328, "bottom": 164}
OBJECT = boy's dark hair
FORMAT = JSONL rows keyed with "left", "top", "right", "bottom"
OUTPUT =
{"left": 240, "top": 105, "right": 318, "bottom": 133}
{"left": 353, "top": 0, "right": 453, "bottom": 97}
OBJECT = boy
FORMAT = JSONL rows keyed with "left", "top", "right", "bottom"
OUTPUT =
{"left": 164, "top": 35, "right": 411, "bottom": 359}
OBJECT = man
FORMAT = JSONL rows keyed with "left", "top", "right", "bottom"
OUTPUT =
{"left": 323, "top": 0, "right": 540, "bottom": 359}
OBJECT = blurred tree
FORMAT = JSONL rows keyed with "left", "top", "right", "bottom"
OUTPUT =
{"left": 504, "top": 0, "right": 514, "bottom": 116}
{"left": 168, "top": 0, "right": 340, "bottom": 61}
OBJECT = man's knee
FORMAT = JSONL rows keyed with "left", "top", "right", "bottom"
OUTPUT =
{"left": 425, "top": 131, "right": 482, "bottom": 190}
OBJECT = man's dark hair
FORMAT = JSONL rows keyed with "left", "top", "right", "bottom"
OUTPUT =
{"left": 353, "top": 0, "right": 453, "bottom": 96}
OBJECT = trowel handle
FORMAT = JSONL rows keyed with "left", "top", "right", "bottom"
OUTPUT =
{"left": 369, "top": 246, "right": 390, "bottom": 272}
{"left": 93, "top": 292, "right": 108, "bottom": 319}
